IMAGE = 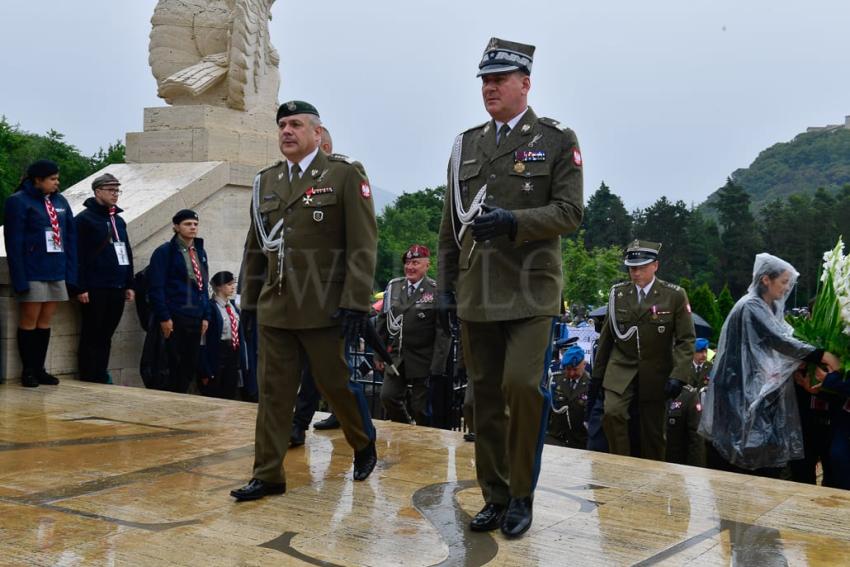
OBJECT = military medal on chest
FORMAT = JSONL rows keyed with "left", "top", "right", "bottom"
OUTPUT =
{"left": 513, "top": 161, "right": 526, "bottom": 174}
{"left": 522, "top": 181, "right": 534, "bottom": 193}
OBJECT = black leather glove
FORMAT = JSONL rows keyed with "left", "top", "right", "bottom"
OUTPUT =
{"left": 471, "top": 205, "right": 517, "bottom": 241}
{"left": 664, "top": 378, "right": 686, "bottom": 400}
{"left": 332, "top": 308, "right": 368, "bottom": 344}
{"left": 437, "top": 291, "right": 457, "bottom": 333}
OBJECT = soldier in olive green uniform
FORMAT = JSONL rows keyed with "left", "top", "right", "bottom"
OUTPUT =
{"left": 437, "top": 38, "right": 583, "bottom": 537}
{"left": 231, "top": 101, "right": 378, "bottom": 502}
{"left": 665, "top": 384, "right": 705, "bottom": 466}
{"left": 376, "top": 244, "right": 450, "bottom": 425}
{"left": 546, "top": 345, "right": 590, "bottom": 449}
{"left": 688, "top": 337, "right": 712, "bottom": 387}
{"left": 592, "top": 240, "right": 695, "bottom": 462}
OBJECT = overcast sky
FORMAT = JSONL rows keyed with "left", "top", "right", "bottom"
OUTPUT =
{"left": 2, "top": 1, "right": 849, "bottom": 209}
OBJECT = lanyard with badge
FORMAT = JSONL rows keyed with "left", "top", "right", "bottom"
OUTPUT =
{"left": 109, "top": 206, "right": 130, "bottom": 266}
{"left": 43, "top": 195, "right": 64, "bottom": 253}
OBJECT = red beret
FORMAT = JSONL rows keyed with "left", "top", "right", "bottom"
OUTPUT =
{"left": 402, "top": 244, "right": 430, "bottom": 263}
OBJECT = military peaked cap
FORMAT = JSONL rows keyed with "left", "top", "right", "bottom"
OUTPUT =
{"left": 624, "top": 239, "right": 661, "bottom": 267}
{"left": 477, "top": 37, "right": 535, "bottom": 77}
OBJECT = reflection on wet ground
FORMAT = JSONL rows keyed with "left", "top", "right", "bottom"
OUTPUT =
{"left": 2, "top": 381, "right": 850, "bottom": 566}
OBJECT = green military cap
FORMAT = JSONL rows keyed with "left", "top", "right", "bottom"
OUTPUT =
{"left": 477, "top": 37, "right": 535, "bottom": 77}
{"left": 276, "top": 100, "right": 320, "bottom": 124}
{"left": 624, "top": 239, "right": 661, "bottom": 266}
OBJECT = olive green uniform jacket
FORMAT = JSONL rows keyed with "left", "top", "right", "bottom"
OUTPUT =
{"left": 241, "top": 151, "right": 377, "bottom": 327}
{"left": 376, "top": 277, "right": 450, "bottom": 378}
{"left": 437, "top": 107, "right": 583, "bottom": 320}
{"left": 593, "top": 279, "right": 695, "bottom": 402}
{"left": 689, "top": 360, "right": 713, "bottom": 388}
{"left": 547, "top": 370, "right": 590, "bottom": 449}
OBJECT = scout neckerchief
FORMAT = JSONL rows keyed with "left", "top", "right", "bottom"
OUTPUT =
{"left": 43, "top": 195, "right": 61, "bottom": 249}
{"left": 188, "top": 246, "right": 204, "bottom": 291}
{"left": 108, "top": 206, "right": 121, "bottom": 242}
{"left": 225, "top": 303, "right": 239, "bottom": 351}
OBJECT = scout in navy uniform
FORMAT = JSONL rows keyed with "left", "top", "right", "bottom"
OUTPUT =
{"left": 591, "top": 240, "right": 695, "bottom": 462}
{"left": 546, "top": 345, "right": 591, "bottom": 449}
{"left": 4, "top": 159, "right": 77, "bottom": 387}
{"left": 437, "top": 38, "right": 583, "bottom": 537}
{"left": 689, "top": 338, "right": 712, "bottom": 387}
{"left": 147, "top": 209, "right": 211, "bottom": 394}
{"left": 73, "top": 173, "right": 135, "bottom": 383}
{"left": 376, "top": 244, "right": 450, "bottom": 425}
{"left": 232, "top": 101, "right": 379, "bottom": 502}
{"left": 665, "top": 384, "right": 705, "bottom": 466}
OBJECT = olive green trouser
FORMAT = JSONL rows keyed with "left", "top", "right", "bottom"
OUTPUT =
{"left": 602, "top": 379, "right": 667, "bottom": 461}
{"left": 252, "top": 324, "right": 372, "bottom": 483}
{"left": 379, "top": 364, "right": 430, "bottom": 425}
{"left": 462, "top": 316, "right": 552, "bottom": 505}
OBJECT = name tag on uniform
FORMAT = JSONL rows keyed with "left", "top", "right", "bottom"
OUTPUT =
{"left": 114, "top": 242, "right": 130, "bottom": 266}
{"left": 45, "top": 231, "right": 63, "bottom": 253}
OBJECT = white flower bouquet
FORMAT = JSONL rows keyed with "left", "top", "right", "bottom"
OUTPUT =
{"left": 788, "top": 238, "right": 850, "bottom": 377}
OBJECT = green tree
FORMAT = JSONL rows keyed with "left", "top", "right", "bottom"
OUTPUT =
{"left": 717, "top": 284, "right": 735, "bottom": 323}
{"left": 715, "top": 178, "right": 760, "bottom": 296}
{"left": 631, "top": 197, "right": 691, "bottom": 283}
{"left": 582, "top": 181, "right": 632, "bottom": 250}
{"left": 375, "top": 187, "right": 444, "bottom": 289}
{"left": 562, "top": 231, "right": 625, "bottom": 307}
{"left": 689, "top": 283, "right": 721, "bottom": 341}
{"left": 0, "top": 117, "right": 124, "bottom": 219}
{"left": 686, "top": 209, "right": 723, "bottom": 290}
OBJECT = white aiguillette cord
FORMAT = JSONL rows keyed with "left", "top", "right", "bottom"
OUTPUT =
{"left": 383, "top": 280, "right": 404, "bottom": 352}
{"left": 607, "top": 286, "right": 641, "bottom": 358}
{"left": 449, "top": 133, "right": 488, "bottom": 251}
{"left": 252, "top": 172, "right": 286, "bottom": 293}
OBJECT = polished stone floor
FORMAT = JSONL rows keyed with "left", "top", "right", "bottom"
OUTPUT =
{"left": 1, "top": 381, "right": 850, "bottom": 566}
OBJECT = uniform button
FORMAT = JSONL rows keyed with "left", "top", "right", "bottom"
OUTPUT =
{"left": 286, "top": 227, "right": 293, "bottom": 232}
{"left": 487, "top": 195, "right": 494, "bottom": 200}
{"left": 286, "top": 208, "right": 292, "bottom": 214}
{"left": 489, "top": 174, "right": 496, "bottom": 180}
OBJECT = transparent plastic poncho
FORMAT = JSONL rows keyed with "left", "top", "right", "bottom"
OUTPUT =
{"left": 698, "top": 253, "right": 816, "bottom": 470}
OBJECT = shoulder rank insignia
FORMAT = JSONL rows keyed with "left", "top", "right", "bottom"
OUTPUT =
{"left": 538, "top": 117, "right": 562, "bottom": 129}
{"left": 328, "top": 153, "right": 354, "bottom": 164}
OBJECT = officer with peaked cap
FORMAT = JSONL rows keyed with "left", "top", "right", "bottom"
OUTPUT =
{"left": 590, "top": 240, "right": 695, "bottom": 462}
{"left": 376, "top": 244, "right": 450, "bottom": 425}
{"left": 437, "top": 37, "right": 583, "bottom": 537}
{"left": 232, "top": 100, "right": 379, "bottom": 501}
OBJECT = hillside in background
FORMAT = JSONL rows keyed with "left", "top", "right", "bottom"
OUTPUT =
{"left": 703, "top": 127, "right": 850, "bottom": 212}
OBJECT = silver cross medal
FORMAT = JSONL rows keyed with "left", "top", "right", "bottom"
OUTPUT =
{"left": 522, "top": 181, "right": 534, "bottom": 193}
{"left": 302, "top": 194, "right": 313, "bottom": 205}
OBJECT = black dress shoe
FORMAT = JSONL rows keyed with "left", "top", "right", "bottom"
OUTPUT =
{"left": 314, "top": 413, "right": 340, "bottom": 430}
{"left": 37, "top": 369, "right": 59, "bottom": 385}
{"left": 353, "top": 441, "right": 377, "bottom": 481}
{"left": 21, "top": 370, "right": 39, "bottom": 388}
{"left": 230, "top": 478, "right": 286, "bottom": 502}
{"left": 289, "top": 427, "right": 306, "bottom": 448}
{"left": 469, "top": 503, "right": 506, "bottom": 532}
{"left": 463, "top": 432, "right": 476, "bottom": 442}
{"left": 501, "top": 496, "right": 533, "bottom": 538}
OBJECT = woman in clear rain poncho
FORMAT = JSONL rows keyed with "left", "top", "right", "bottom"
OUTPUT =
{"left": 698, "top": 253, "right": 840, "bottom": 475}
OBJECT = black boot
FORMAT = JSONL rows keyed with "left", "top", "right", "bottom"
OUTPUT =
{"left": 34, "top": 328, "right": 59, "bottom": 385}
{"left": 17, "top": 328, "right": 39, "bottom": 388}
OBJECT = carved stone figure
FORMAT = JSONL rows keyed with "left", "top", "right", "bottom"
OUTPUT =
{"left": 149, "top": 0, "right": 279, "bottom": 112}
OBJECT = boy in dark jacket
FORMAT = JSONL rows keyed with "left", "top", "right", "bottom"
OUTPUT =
{"left": 147, "top": 209, "right": 210, "bottom": 393}
{"left": 73, "top": 173, "right": 135, "bottom": 383}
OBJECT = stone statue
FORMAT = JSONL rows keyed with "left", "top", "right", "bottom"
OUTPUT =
{"left": 149, "top": 0, "right": 280, "bottom": 112}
